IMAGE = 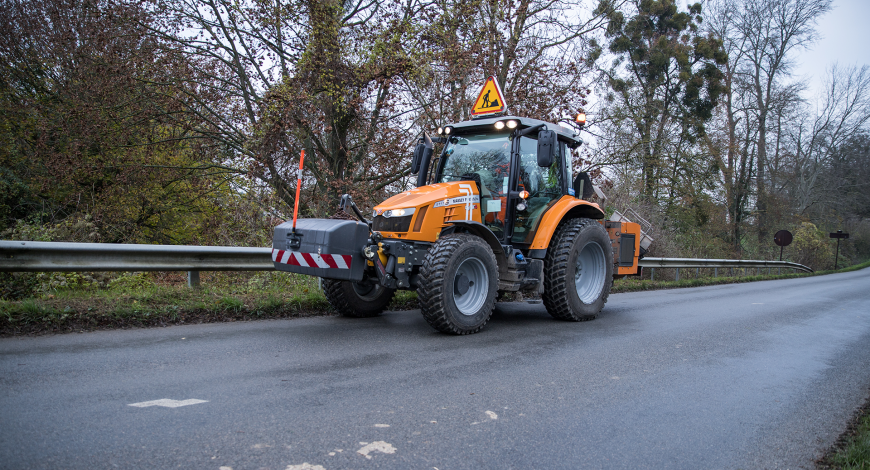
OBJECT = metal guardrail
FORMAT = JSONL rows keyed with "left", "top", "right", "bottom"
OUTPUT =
{"left": 0, "top": 241, "right": 272, "bottom": 287}
{"left": 1, "top": 241, "right": 813, "bottom": 286}
{"left": 639, "top": 257, "right": 813, "bottom": 280}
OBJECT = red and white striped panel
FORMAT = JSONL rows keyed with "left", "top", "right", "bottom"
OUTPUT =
{"left": 272, "top": 249, "right": 352, "bottom": 269}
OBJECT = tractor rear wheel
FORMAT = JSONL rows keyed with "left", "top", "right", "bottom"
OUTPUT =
{"left": 322, "top": 278, "right": 395, "bottom": 318}
{"left": 417, "top": 234, "right": 498, "bottom": 334}
{"left": 542, "top": 218, "right": 613, "bottom": 321}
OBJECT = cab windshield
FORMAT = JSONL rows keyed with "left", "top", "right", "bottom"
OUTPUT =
{"left": 437, "top": 133, "right": 511, "bottom": 196}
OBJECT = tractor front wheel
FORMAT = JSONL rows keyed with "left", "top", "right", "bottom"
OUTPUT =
{"left": 542, "top": 218, "right": 613, "bottom": 321}
{"left": 417, "top": 234, "right": 499, "bottom": 335}
{"left": 322, "top": 278, "right": 396, "bottom": 318}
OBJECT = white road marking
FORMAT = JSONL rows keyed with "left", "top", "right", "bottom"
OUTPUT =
{"left": 128, "top": 398, "right": 208, "bottom": 408}
{"left": 485, "top": 411, "right": 498, "bottom": 420}
{"left": 357, "top": 441, "right": 397, "bottom": 459}
{"left": 374, "top": 424, "right": 390, "bottom": 428}
{"left": 285, "top": 464, "right": 325, "bottom": 470}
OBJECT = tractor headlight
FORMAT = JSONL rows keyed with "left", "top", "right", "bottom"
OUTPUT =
{"left": 444, "top": 126, "right": 453, "bottom": 135}
{"left": 494, "top": 121, "right": 505, "bottom": 130}
{"left": 383, "top": 207, "right": 415, "bottom": 218}
{"left": 506, "top": 119, "right": 518, "bottom": 129}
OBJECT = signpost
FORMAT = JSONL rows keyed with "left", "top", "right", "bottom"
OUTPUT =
{"left": 773, "top": 230, "right": 793, "bottom": 261}
{"left": 829, "top": 230, "right": 849, "bottom": 269}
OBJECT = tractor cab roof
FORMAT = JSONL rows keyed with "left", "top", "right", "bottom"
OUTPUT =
{"left": 443, "top": 115, "right": 584, "bottom": 147}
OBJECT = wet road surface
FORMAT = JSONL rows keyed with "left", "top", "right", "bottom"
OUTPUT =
{"left": 2, "top": 268, "right": 870, "bottom": 469}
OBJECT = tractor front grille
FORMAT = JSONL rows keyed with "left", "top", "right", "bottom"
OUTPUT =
{"left": 373, "top": 215, "right": 413, "bottom": 233}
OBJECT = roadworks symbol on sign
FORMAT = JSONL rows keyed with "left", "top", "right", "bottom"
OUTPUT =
{"left": 471, "top": 76, "right": 507, "bottom": 116}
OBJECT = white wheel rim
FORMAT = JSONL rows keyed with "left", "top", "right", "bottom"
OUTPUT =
{"left": 453, "top": 256, "right": 489, "bottom": 315}
{"left": 574, "top": 241, "right": 606, "bottom": 304}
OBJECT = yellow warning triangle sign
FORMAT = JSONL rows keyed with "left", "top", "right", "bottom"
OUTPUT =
{"left": 471, "top": 76, "right": 507, "bottom": 117}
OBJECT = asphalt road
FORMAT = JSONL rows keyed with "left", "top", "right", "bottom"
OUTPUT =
{"left": 2, "top": 268, "right": 870, "bottom": 470}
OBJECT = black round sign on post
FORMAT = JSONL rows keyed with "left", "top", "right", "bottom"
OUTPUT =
{"left": 774, "top": 230, "right": 793, "bottom": 247}
{"left": 774, "top": 230, "right": 793, "bottom": 262}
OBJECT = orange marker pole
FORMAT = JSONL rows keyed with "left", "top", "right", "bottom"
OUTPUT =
{"left": 291, "top": 149, "right": 305, "bottom": 233}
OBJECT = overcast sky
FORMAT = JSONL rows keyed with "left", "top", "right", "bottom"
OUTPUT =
{"left": 792, "top": 0, "right": 870, "bottom": 100}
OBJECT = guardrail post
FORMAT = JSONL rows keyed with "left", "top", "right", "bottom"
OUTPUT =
{"left": 188, "top": 270, "right": 200, "bottom": 288}
{"left": 650, "top": 268, "right": 655, "bottom": 281}
{"left": 675, "top": 268, "right": 680, "bottom": 281}
{"left": 714, "top": 267, "right": 718, "bottom": 277}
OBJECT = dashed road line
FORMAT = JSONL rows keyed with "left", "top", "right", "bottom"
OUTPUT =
{"left": 128, "top": 398, "right": 208, "bottom": 408}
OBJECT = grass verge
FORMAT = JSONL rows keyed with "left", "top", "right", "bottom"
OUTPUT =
{"left": 818, "top": 395, "right": 870, "bottom": 469}
{"left": 0, "top": 273, "right": 420, "bottom": 336}
{"left": 1, "top": 261, "right": 868, "bottom": 337}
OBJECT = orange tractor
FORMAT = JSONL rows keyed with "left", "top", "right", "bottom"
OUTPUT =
{"left": 273, "top": 107, "right": 649, "bottom": 334}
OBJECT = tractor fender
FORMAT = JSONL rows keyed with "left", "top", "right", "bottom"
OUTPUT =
{"left": 527, "top": 196, "right": 606, "bottom": 252}
{"left": 440, "top": 221, "right": 508, "bottom": 272}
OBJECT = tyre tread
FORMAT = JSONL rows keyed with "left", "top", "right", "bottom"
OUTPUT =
{"left": 322, "top": 278, "right": 395, "bottom": 318}
{"left": 542, "top": 218, "right": 612, "bottom": 321}
{"left": 417, "top": 234, "right": 498, "bottom": 334}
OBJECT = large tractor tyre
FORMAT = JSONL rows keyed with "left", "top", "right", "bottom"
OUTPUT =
{"left": 542, "top": 218, "right": 613, "bottom": 321}
{"left": 417, "top": 233, "right": 499, "bottom": 335}
{"left": 322, "top": 278, "right": 396, "bottom": 318}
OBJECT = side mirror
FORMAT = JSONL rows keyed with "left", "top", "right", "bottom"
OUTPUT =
{"left": 411, "top": 143, "right": 425, "bottom": 174}
{"left": 537, "top": 130, "right": 556, "bottom": 167}
{"left": 415, "top": 132, "right": 434, "bottom": 187}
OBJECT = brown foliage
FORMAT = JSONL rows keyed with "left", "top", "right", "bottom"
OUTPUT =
{"left": 0, "top": 0, "right": 229, "bottom": 243}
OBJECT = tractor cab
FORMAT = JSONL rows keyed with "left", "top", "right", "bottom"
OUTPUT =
{"left": 426, "top": 115, "right": 586, "bottom": 246}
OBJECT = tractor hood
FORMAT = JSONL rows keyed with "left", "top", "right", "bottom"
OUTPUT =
{"left": 371, "top": 182, "right": 483, "bottom": 241}
{"left": 374, "top": 182, "right": 479, "bottom": 215}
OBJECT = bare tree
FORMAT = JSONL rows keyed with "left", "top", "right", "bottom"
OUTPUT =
{"left": 409, "top": 0, "right": 608, "bottom": 131}
{"left": 705, "top": 0, "right": 757, "bottom": 253}
{"left": 732, "top": 0, "right": 831, "bottom": 242}
{"left": 787, "top": 64, "right": 870, "bottom": 216}
{"left": 145, "top": 0, "right": 434, "bottom": 214}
